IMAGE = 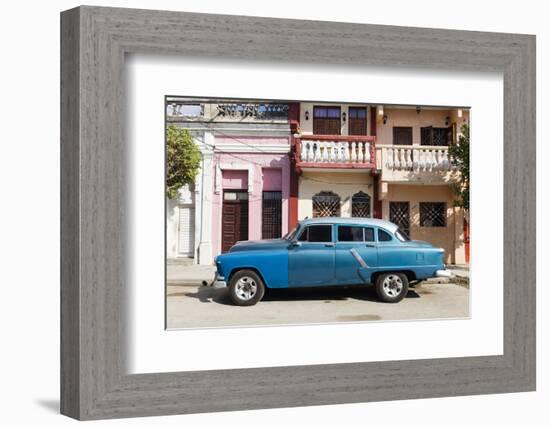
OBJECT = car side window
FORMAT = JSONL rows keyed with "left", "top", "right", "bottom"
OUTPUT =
{"left": 378, "top": 228, "right": 393, "bottom": 242}
{"left": 297, "top": 227, "right": 308, "bottom": 241}
{"left": 338, "top": 226, "right": 364, "bottom": 242}
{"left": 364, "top": 227, "right": 375, "bottom": 242}
{"left": 298, "top": 225, "right": 332, "bottom": 242}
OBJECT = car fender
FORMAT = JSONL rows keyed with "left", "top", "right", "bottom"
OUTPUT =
{"left": 220, "top": 249, "right": 288, "bottom": 288}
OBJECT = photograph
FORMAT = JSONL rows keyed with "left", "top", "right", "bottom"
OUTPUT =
{"left": 1, "top": 0, "right": 540, "bottom": 423}
{"left": 165, "top": 98, "right": 471, "bottom": 328}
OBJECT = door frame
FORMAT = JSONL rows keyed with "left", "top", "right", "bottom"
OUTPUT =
{"left": 221, "top": 189, "right": 249, "bottom": 253}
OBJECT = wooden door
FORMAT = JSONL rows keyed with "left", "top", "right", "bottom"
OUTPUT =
{"left": 222, "top": 191, "right": 249, "bottom": 252}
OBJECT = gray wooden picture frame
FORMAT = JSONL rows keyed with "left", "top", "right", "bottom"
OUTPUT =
{"left": 60, "top": 5, "right": 536, "bottom": 420}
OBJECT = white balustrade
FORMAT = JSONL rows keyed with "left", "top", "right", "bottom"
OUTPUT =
{"left": 321, "top": 141, "right": 329, "bottom": 162}
{"left": 358, "top": 142, "right": 364, "bottom": 163}
{"left": 299, "top": 140, "right": 373, "bottom": 164}
{"left": 380, "top": 146, "right": 452, "bottom": 171}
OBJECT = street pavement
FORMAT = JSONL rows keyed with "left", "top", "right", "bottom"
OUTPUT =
{"left": 166, "top": 262, "right": 470, "bottom": 328}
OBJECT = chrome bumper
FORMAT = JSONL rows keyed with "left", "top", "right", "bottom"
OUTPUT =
{"left": 205, "top": 273, "right": 227, "bottom": 289}
{"left": 435, "top": 269, "right": 453, "bottom": 278}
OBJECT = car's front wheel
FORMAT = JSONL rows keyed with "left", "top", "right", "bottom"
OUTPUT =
{"left": 375, "top": 272, "right": 409, "bottom": 303}
{"left": 228, "top": 269, "right": 265, "bottom": 306}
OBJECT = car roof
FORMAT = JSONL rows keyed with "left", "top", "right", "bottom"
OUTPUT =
{"left": 298, "top": 217, "right": 399, "bottom": 233}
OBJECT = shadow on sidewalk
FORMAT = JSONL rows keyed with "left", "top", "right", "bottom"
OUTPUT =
{"left": 176, "top": 285, "right": 421, "bottom": 305}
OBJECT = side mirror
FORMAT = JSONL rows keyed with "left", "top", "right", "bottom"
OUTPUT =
{"left": 290, "top": 240, "right": 302, "bottom": 248}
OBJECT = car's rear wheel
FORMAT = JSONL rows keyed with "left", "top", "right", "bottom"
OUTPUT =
{"left": 375, "top": 272, "right": 409, "bottom": 303}
{"left": 228, "top": 269, "right": 265, "bottom": 306}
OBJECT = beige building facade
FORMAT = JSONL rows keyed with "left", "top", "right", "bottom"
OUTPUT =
{"left": 292, "top": 103, "right": 469, "bottom": 265}
{"left": 298, "top": 171, "right": 374, "bottom": 219}
{"left": 376, "top": 106, "right": 469, "bottom": 264}
{"left": 380, "top": 184, "right": 466, "bottom": 264}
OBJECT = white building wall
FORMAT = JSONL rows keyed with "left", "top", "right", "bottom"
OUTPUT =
{"left": 166, "top": 184, "right": 195, "bottom": 259}
{"left": 165, "top": 198, "right": 179, "bottom": 258}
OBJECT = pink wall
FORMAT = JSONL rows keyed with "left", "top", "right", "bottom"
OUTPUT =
{"left": 221, "top": 170, "right": 248, "bottom": 189}
{"left": 262, "top": 168, "right": 282, "bottom": 191}
{"left": 211, "top": 150, "right": 290, "bottom": 257}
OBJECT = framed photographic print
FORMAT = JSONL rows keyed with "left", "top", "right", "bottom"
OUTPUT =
{"left": 60, "top": 6, "right": 536, "bottom": 420}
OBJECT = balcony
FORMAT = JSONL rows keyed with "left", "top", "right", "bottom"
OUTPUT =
{"left": 166, "top": 100, "right": 290, "bottom": 123}
{"left": 295, "top": 135, "right": 376, "bottom": 171}
{"left": 376, "top": 145, "right": 456, "bottom": 183}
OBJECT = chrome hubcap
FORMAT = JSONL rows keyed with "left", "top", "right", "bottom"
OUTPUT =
{"left": 235, "top": 276, "right": 257, "bottom": 301}
{"left": 382, "top": 275, "right": 404, "bottom": 298}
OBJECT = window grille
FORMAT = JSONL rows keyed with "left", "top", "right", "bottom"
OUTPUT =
{"left": 420, "top": 202, "right": 446, "bottom": 227}
{"left": 390, "top": 202, "right": 410, "bottom": 237}
{"left": 351, "top": 191, "right": 371, "bottom": 217}
{"left": 262, "top": 191, "right": 282, "bottom": 239}
{"left": 421, "top": 127, "right": 450, "bottom": 146}
{"left": 312, "top": 191, "right": 341, "bottom": 217}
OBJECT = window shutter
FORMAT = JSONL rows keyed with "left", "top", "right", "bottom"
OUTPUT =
{"left": 178, "top": 206, "right": 195, "bottom": 256}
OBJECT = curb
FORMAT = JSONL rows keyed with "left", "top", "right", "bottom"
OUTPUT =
{"left": 167, "top": 281, "right": 205, "bottom": 287}
{"left": 421, "top": 276, "right": 469, "bottom": 288}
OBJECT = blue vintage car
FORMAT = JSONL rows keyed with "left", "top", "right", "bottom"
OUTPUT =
{"left": 209, "top": 217, "right": 451, "bottom": 306}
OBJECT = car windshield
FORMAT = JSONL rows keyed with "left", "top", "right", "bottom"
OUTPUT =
{"left": 395, "top": 228, "right": 411, "bottom": 242}
{"left": 283, "top": 225, "right": 300, "bottom": 241}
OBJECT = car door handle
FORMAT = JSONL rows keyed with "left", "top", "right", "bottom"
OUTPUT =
{"left": 365, "top": 243, "right": 376, "bottom": 248}
{"left": 324, "top": 243, "right": 335, "bottom": 247}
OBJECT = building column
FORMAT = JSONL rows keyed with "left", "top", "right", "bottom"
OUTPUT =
{"left": 370, "top": 106, "right": 382, "bottom": 219}
{"left": 453, "top": 206, "right": 467, "bottom": 265}
{"left": 372, "top": 173, "right": 383, "bottom": 219}
{"left": 289, "top": 165, "right": 299, "bottom": 228}
{"left": 370, "top": 105, "right": 377, "bottom": 137}
{"left": 288, "top": 102, "right": 300, "bottom": 229}
{"left": 197, "top": 133, "right": 214, "bottom": 265}
{"left": 248, "top": 165, "right": 260, "bottom": 240}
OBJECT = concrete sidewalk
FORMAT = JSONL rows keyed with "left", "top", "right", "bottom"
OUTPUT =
{"left": 166, "top": 259, "right": 471, "bottom": 328}
{"left": 167, "top": 259, "right": 215, "bottom": 285}
{"left": 447, "top": 264, "right": 469, "bottom": 286}
{"left": 167, "top": 282, "right": 470, "bottom": 329}
{"left": 448, "top": 264, "right": 469, "bottom": 277}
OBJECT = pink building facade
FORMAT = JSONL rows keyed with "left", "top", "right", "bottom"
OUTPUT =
{"left": 210, "top": 148, "right": 291, "bottom": 258}
{"left": 166, "top": 100, "right": 293, "bottom": 264}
